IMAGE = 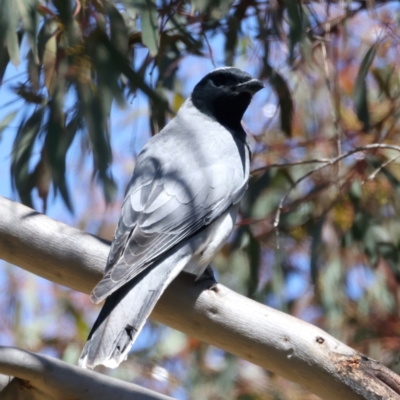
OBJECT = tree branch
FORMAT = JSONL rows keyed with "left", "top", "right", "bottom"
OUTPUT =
{"left": 0, "top": 196, "right": 399, "bottom": 400}
{"left": 0, "top": 347, "right": 173, "bottom": 399}
{"left": 252, "top": 144, "right": 400, "bottom": 230}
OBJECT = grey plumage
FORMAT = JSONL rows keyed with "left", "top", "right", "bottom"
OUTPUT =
{"left": 79, "top": 67, "right": 263, "bottom": 369}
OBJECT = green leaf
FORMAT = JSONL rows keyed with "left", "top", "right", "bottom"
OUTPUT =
{"left": 43, "top": 31, "right": 57, "bottom": 95}
{"left": 0, "top": 0, "right": 21, "bottom": 65}
{"left": 107, "top": 3, "right": 129, "bottom": 56}
{"left": 372, "top": 66, "right": 395, "bottom": 99}
{"left": 263, "top": 65, "right": 293, "bottom": 136}
{"left": 140, "top": 0, "right": 159, "bottom": 56}
{"left": 88, "top": 29, "right": 124, "bottom": 109}
{"left": 121, "top": 0, "right": 158, "bottom": 56}
{"left": 52, "top": 0, "right": 77, "bottom": 44}
{"left": 149, "top": 84, "right": 167, "bottom": 135}
{"left": 27, "top": 49, "right": 40, "bottom": 90}
{"left": 191, "top": 0, "right": 234, "bottom": 17}
{"left": 18, "top": 0, "right": 39, "bottom": 62}
{"left": 0, "top": 110, "right": 18, "bottom": 142}
{"left": 45, "top": 82, "right": 74, "bottom": 213}
{"left": 353, "top": 43, "right": 378, "bottom": 131}
{"left": 0, "top": 39, "right": 10, "bottom": 84}
{"left": 284, "top": 0, "right": 304, "bottom": 64}
{"left": 37, "top": 19, "right": 58, "bottom": 63}
{"left": 11, "top": 106, "right": 44, "bottom": 207}
{"left": 76, "top": 80, "right": 116, "bottom": 203}
{"left": 99, "top": 32, "right": 169, "bottom": 112}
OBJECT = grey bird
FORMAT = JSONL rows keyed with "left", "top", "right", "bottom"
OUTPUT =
{"left": 79, "top": 67, "right": 264, "bottom": 369}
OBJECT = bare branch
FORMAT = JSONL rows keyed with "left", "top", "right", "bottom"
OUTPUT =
{"left": 0, "top": 346, "right": 172, "bottom": 400}
{"left": 0, "top": 196, "right": 400, "bottom": 399}
{"left": 266, "top": 143, "right": 400, "bottom": 229}
{"left": 363, "top": 154, "right": 400, "bottom": 184}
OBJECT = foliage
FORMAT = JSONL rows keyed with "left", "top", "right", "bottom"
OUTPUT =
{"left": 1, "top": 0, "right": 400, "bottom": 399}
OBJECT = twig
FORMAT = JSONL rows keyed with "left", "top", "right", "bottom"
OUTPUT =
{"left": 204, "top": 34, "right": 216, "bottom": 68}
{"left": 273, "top": 161, "right": 329, "bottom": 229}
{"left": 362, "top": 154, "right": 400, "bottom": 184}
{"left": 251, "top": 158, "right": 331, "bottom": 175}
{"left": 271, "top": 143, "right": 400, "bottom": 230}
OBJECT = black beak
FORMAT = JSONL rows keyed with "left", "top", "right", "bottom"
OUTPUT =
{"left": 233, "top": 79, "right": 264, "bottom": 95}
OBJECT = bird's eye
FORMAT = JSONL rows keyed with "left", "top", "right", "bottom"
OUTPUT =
{"left": 212, "top": 75, "right": 229, "bottom": 87}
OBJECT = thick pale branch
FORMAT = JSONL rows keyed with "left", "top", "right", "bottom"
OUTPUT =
{"left": 0, "top": 347, "right": 172, "bottom": 400}
{"left": 0, "top": 196, "right": 399, "bottom": 400}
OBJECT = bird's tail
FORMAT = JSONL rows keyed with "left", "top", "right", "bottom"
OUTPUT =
{"left": 79, "top": 245, "right": 193, "bottom": 369}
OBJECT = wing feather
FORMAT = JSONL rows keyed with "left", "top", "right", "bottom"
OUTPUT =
{"left": 91, "top": 132, "right": 249, "bottom": 304}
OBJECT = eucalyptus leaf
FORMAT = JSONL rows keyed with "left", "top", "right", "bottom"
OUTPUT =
{"left": 0, "top": 109, "right": 18, "bottom": 140}
{"left": 284, "top": 0, "right": 304, "bottom": 64}
{"left": 37, "top": 19, "right": 58, "bottom": 63}
{"left": 76, "top": 80, "right": 116, "bottom": 203}
{"left": 0, "top": 0, "right": 21, "bottom": 65}
{"left": 120, "top": 0, "right": 158, "bottom": 56}
{"left": 17, "top": 0, "right": 39, "bottom": 62}
{"left": 11, "top": 106, "right": 45, "bottom": 207}
{"left": 353, "top": 43, "right": 377, "bottom": 131}
{"left": 107, "top": 3, "right": 129, "bottom": 56}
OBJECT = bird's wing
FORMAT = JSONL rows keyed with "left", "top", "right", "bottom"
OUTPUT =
{"left": 91, "top": 152, "right": 245, "bottom": 304}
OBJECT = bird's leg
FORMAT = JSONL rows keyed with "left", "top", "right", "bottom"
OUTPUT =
{"left": 196, "top": 265, "right": 218, "bottom": 289}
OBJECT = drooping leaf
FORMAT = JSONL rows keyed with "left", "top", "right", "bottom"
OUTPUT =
{"left": 52, "top": 0, "right": 73, "bottom": 22}
{"left": 27, "top": 49, "right": 40, "bottom": 90}
{"left": 52, "top": 0, "right": 77, "bottom": 45}
{"left": 99, "top": 32, "right": 169, "bottom": 111}
{"left": 37, "top": 19, "right": 58, "bottom": 63}
{"left": 18, "top": 0, "right": 39, "bottom": 62}
{"left": 0, "top": 40, "right": 10, "bottom": 84}
{"left": 168, "top": 15, "right": 202, "bottom": 55}
{"left": 193, "top": 0, "right": 234, "bottom": 18}
{"left": 32, "top": 148, "right": 52, "bottom": 214}
{"left": 76, "top": 80, "right": 116, "bottom": 203}
{"left": 149, "top": 83, "right": 167, "bottom": 135}
{"left": 120, "top": 0, "right": 159, "bottom": 56}
{"left": 0, "top": 0, "right": 21, "bottom": 65}
{"left": 87, "top": 29, "right": 124, "bottom": 109}
{"left": 353, "top": 43, "right": 378, "bottom": 131}
{"left": 263, "top": 64, "right": 293, "bottom": 136}
{"left": 11, "top": 106, "right": 44, "bottom": 207}
{"left": 107, "top": 3, "right": 129, "bottom": 56}
{"left": 0, "top": 109, "right": 18, "bottom": 140}
{"left": 172, "top": 93, "right": 185, "bottom": 113}
{"left": 45, "top": 80, "right": 74, "bottom": 213}
{"left": 284, "top": 0, "right": 304, "bottom": 64}
{"left": 372, "top": 66, "right": 395, "bottom": 100}
{"left": 157, "top": 32, "right": 181, "bottom": 90}
{"left": 43, "top": 32, "right": 57, "bottom": 95}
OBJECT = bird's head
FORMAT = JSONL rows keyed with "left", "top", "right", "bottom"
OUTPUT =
{"left": 191, "top": 67, "right": 264, "bottom": 132}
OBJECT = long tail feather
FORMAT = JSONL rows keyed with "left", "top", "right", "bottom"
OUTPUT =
{"left": 79, "top": 246, "right": 194, "bottom": 369}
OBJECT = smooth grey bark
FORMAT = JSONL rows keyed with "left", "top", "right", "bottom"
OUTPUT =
{"left": 0, "top": 195, "right": 400, "bottom": 400}
{"left": 0, "top": 347, "right": 173, "bottom": 400}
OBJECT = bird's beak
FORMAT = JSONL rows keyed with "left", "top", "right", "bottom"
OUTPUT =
{"left": 233, "top": 79, "right": 264, "bottom": 95}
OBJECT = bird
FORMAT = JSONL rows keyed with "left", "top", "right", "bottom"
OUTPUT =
{"left": 79, "top": 67, "right": 264, "bottom": 369}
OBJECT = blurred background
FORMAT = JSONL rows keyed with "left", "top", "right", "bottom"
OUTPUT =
{"left": 0, "top": 0, "right": 400, "bottom": 398}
